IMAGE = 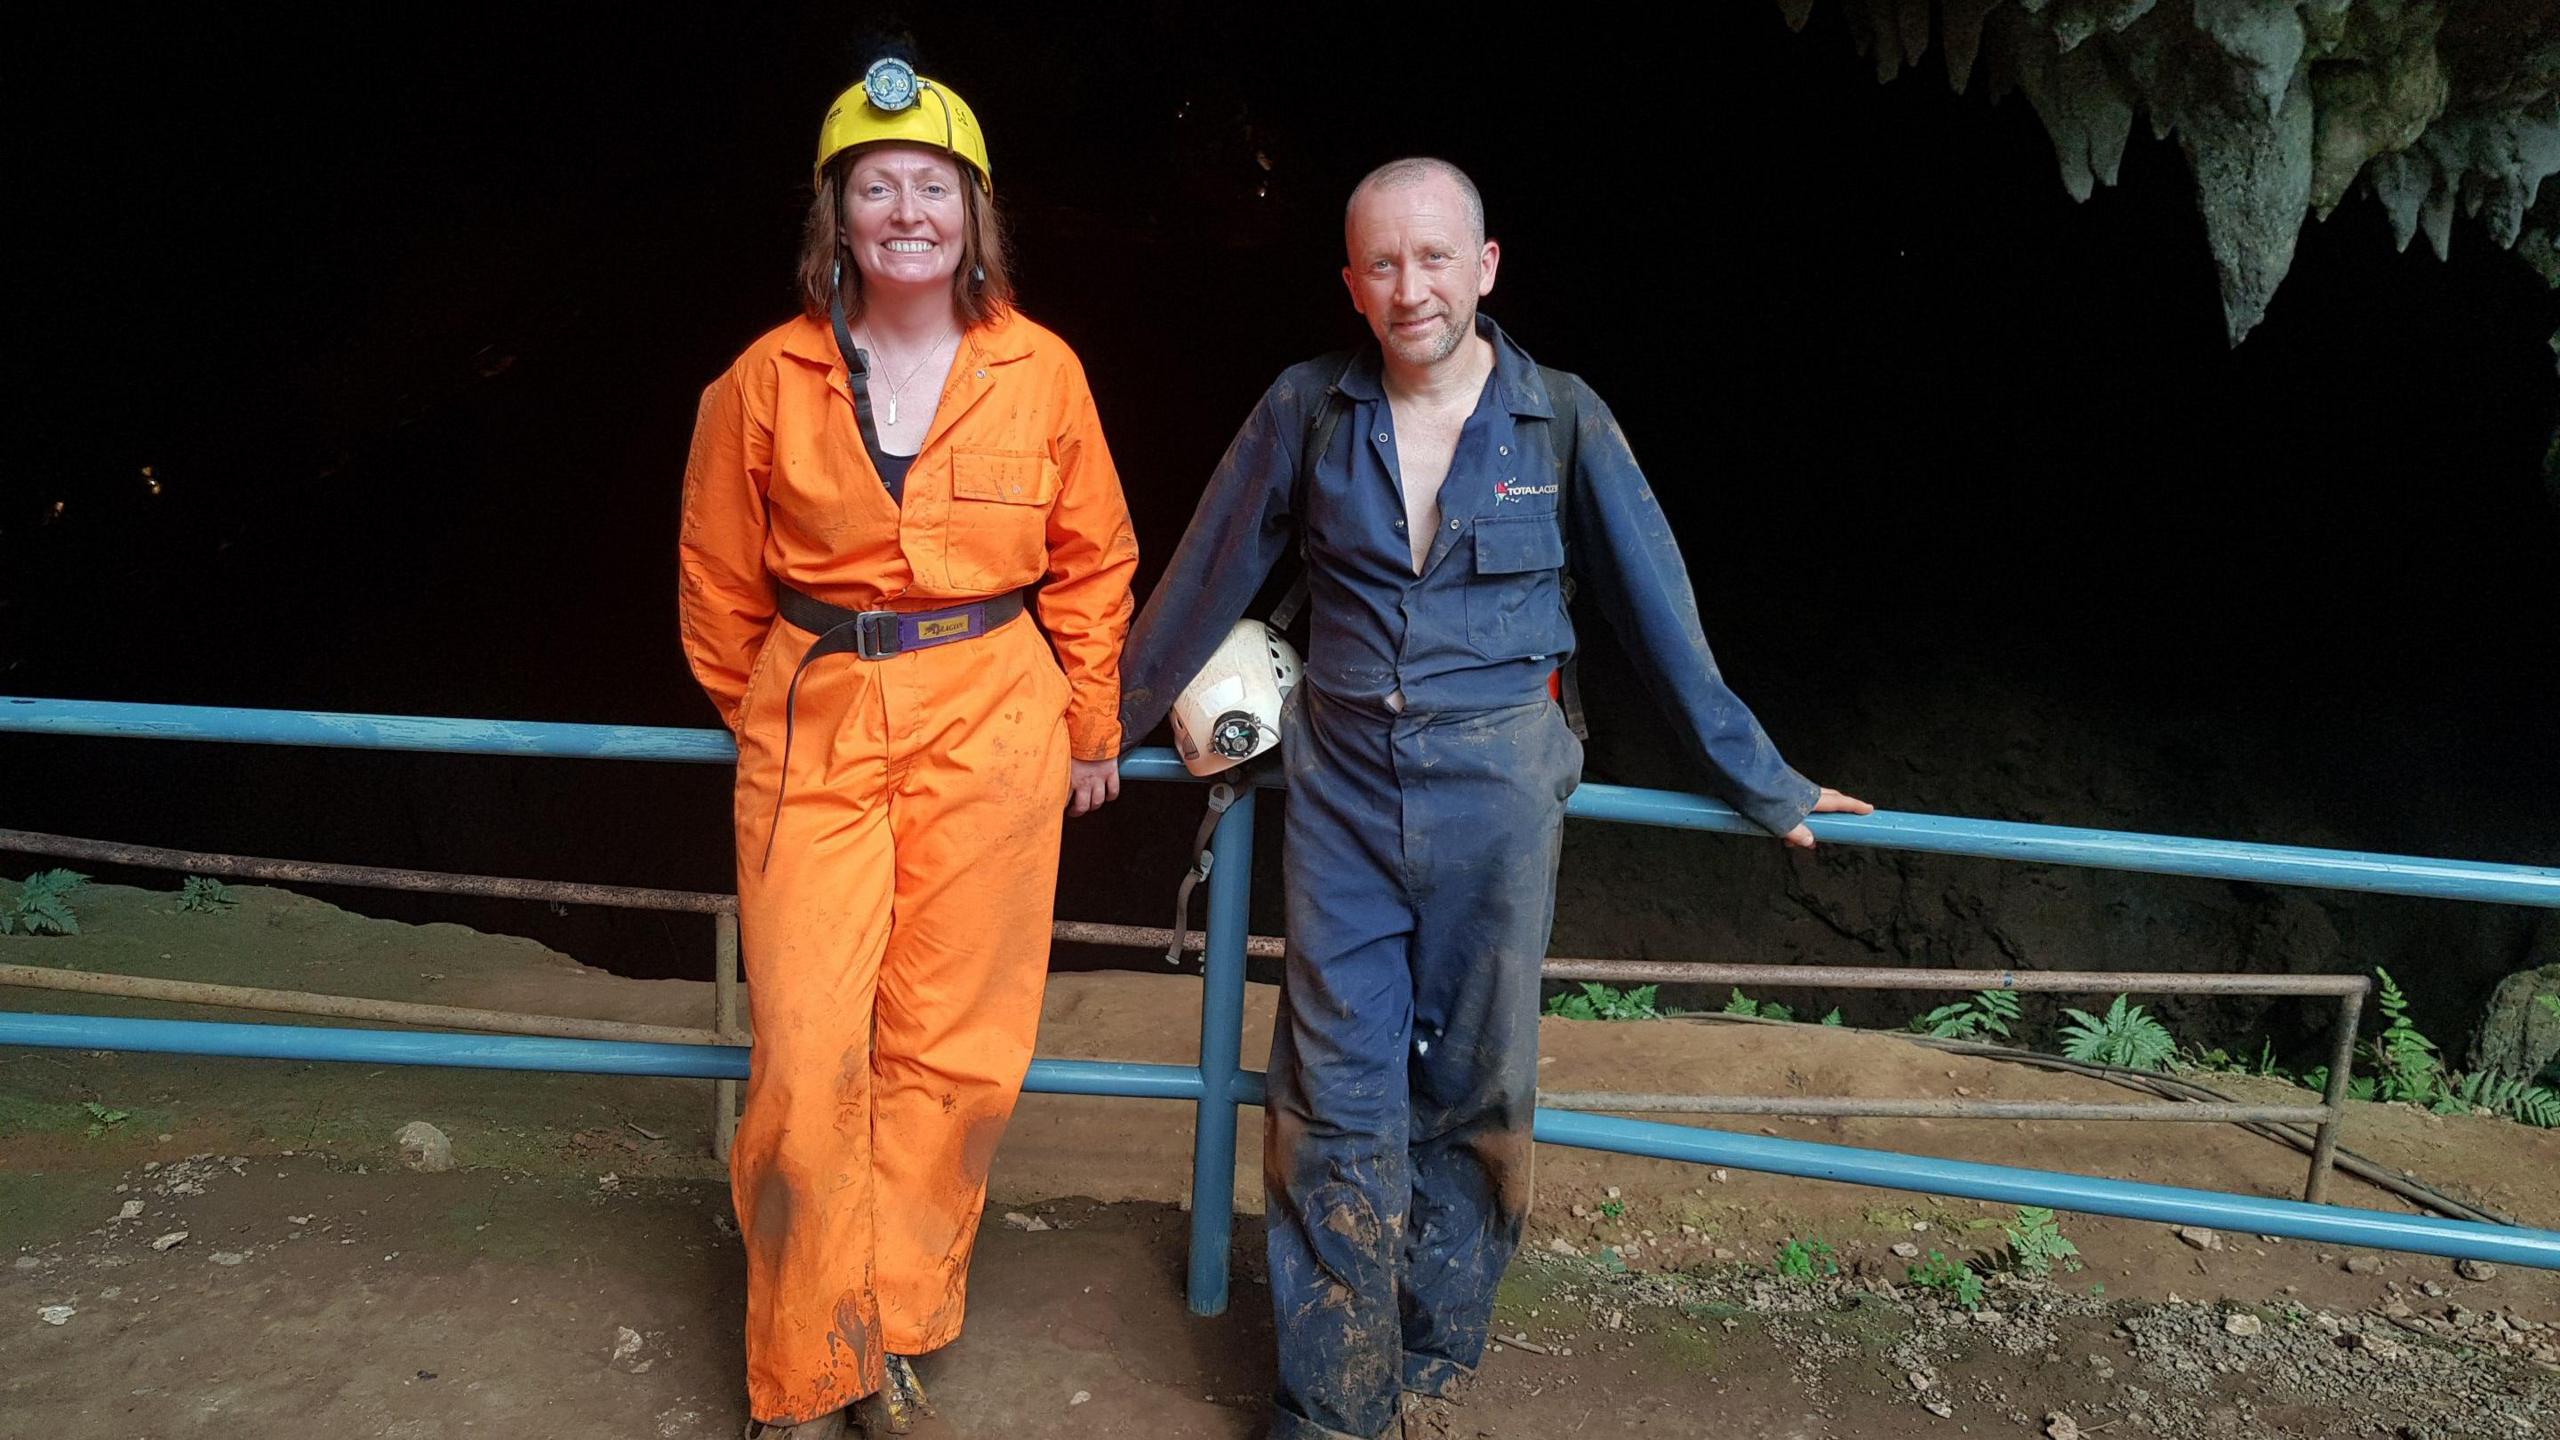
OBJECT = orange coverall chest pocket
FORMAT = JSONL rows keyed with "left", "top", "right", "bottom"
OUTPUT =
{"left": 944, "top": 448, "right": 1060, "bottom": 590}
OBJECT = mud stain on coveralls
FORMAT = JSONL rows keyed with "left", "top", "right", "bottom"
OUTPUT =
{"left": 960, "top": 1110, "right": 1009, "bottom": 1183}
{"left": 1321, "top": 1200, "right": 1382, "bottom": 1247}
{"left": 1263, "top": 1097, "right": 1307, "bottom": 1193}
{"left": 1465, "top": 1125, "right": 1536, "bottom": 1222}
{"left": 755, "top": 1171, "right": 799, "bottom": 1249}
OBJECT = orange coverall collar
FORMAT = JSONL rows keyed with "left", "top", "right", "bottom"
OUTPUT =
{"left": 779, "top": 306, "right": 1038, "bottom": 374}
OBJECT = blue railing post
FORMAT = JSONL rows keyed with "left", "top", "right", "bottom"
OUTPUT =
{"left": 1187, "top": 788, "right": 1257, "bottom": 1317}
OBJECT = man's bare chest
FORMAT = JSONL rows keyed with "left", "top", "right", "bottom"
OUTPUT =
{"left": 1389, "top": 401, "right": 1472, "bottom": 500}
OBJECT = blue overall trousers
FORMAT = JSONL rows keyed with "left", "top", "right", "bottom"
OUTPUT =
{"left": 1265, "top": 681, "right": 1580, "bottom": 1438}
{"left": 1118, "top": 317, "right": 1821, "bottom": 1440}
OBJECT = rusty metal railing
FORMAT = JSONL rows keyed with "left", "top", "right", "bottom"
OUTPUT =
{"left": 5, "top": 827, "right": 2366, "bottom": 1198}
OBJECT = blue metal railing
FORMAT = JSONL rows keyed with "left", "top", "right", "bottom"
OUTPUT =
{"left": 6, "top": 697, "right": 2559, "bottom": 1307}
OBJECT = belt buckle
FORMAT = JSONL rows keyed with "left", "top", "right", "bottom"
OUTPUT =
{"left": 853, "top": 610, "right": 902, "bottom": 660}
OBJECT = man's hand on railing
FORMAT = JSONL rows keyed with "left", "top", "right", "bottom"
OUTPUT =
{"left": 1782, "top": 787, "right": 1874, "bottom": 850}
{"left": 1068, "top": 756, "right": 1122, "bottom": 817}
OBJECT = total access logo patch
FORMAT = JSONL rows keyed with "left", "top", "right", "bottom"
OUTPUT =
{"left": 1493, "top": 480, "right": 1558, "bottom": 503}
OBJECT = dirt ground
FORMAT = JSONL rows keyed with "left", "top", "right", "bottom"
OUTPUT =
{"left": 4, "top": 883, "right": 2556, "bottom": 1438}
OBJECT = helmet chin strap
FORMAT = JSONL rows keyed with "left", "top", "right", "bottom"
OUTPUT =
{"left": 1164, "top": 782, "right": 1240, "bottom": 965}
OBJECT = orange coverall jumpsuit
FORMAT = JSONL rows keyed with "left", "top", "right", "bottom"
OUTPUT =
{"left": 678, "top": 307, "right": 1136, "bottom": 1425}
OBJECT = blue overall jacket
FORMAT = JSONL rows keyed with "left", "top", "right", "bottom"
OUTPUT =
{"left": 1120, "top": 315, "right": 1818, "bottom": 837}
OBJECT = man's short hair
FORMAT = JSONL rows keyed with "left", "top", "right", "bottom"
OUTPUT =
{"left": 1345, "top": 157, "right": 1485, "bottom": 246}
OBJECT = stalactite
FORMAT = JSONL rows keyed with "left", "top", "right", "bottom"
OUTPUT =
{"left": 1783, "top": 0, "right": 2560, "bottom": 342}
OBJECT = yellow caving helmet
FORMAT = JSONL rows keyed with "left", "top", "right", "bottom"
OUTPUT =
{"left": 817, "top": 58, "right": 991, "bottom": 192}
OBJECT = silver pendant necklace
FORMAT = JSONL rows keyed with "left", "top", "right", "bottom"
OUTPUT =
{"left": 862, "top": 326, "right": 955, "bottom": 427}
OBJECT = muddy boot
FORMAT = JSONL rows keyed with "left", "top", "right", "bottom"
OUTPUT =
{"left": 852, "top": 1354, "right": 931, "bottom": 1435}
{"left": 746, "top": 1409, "right": 848, "bottom": 1440}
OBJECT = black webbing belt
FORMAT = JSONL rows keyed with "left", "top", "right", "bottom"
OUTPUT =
{"left": 759, "top": 583, "right": 1031, "bottom": 869}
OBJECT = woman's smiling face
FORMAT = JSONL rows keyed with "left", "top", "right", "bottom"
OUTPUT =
{"left": 843, "top": 143, "right": 967, "bottom": 293}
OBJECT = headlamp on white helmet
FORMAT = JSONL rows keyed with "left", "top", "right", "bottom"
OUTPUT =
{"left": 1170, "top": 621, "right": 1302, "bottom": 776}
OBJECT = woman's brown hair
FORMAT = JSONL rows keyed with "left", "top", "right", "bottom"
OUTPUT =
{"left": 795, "top": 148, "right": 1013, "bottom": 329}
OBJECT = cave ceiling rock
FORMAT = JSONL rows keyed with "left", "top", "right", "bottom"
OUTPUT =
{"left": 1786, "top": 0, "right": 2560, "bottom": 343}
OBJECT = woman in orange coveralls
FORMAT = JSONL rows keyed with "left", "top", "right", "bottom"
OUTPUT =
{"left": 678, "top": 57, "right": 1136, "bottom": 1439}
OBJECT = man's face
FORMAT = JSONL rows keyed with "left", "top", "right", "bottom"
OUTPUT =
{"left": 1342, "top": 177, "right": 1499, "bottom": 370}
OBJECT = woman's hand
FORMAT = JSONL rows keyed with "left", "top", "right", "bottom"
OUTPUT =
{"left": 1067, "top": 756, "right": 1121, "bottom": 817}
{"left": 1780, "top": 787, "right": 1873, "bottom": 850}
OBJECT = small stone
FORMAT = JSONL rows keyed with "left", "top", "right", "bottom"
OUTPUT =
{"left": 150, "top": 1232, "right": 188, "bottom": 1252}
{"left": 1907, "top": 1370, "right": 1934, "bottom": 1391}
{"left": 209, "top": 1252, "right": 245, "bottom": 1266}
{"left": 11, "top": 1257, "right": 39, "bottom": 1272}
{"left": 115, "top": 1201, "right": 144, "bottom": 1222}
{"left": 2173, "top": 1226, "right": 2223, "bottom": 1252}
{"left": 2345, "top": 1255, "right": 2385, "bottom": 1276}
{"left": 1922, "top": 1398, "right": 1953, "bottom": 1418}
{"left": 1604, "top": 1186, "right": 1621, "bottom": 1200}
{"left": 2045, "top": 1413, "right": 2082, "bottom": 1440}
{"left": 2455, "top": 1258, "right": 2497, "bottom": 1282}
{"left": 2224, "top": 1313, "right": 2263, "bottom": 1337}
{"left": 1709, "top": 1169, "right": 1729, "bottom": 1184}
{"left": 2350, "top": 1332, "right": 2408, "bottom": 1362}
{"left": 597, "top": 1172, "right": 621, "bottom": 1192}
{"left": 2418, "top": 1281, "right": 2447, "bottom": 1298}
{"left": 1069, "top": 1390, "right": 1091, "bottom": 1406}
{"left": 287, "top": 1215, "right": 312, "bottom": 1227}
{"left": 1891, "top": 1242, "right": 1921, "bottom": 1259}
{"left": 37, "top": 1305, "right": 74, "bottom": 1326}
{"left": 1002, "top": 1212, "right": 1051, "bottom": 1233}
{"left": 1546, "top": 1238, "right": 1580, "bottom": 1257}
{"left": 395, "top": 1121, "right": 454, "bottom": 1174}
{"left": 1712, "top": 1248, "right": 1735, "bottom": 1260}
{"left": 1955, "top": 1086, "right": 1972, "bottom": 1097}
{"left": 1911, "top": 1221, "right": 1929, "bottom": 1233}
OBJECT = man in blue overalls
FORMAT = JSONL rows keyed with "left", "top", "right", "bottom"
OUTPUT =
{"left": 1117, "top": 157, "right": 1870, "bottom": 1440}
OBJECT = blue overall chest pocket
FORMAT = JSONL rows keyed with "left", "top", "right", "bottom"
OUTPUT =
{"left": 1464, "top": 512, "right": 1568, "bottom": 658}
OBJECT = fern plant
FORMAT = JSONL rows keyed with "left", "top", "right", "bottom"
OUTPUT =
{"left": 1544, "top": 983, "right": 1663, "bottom": 1022}
{"left": 1, "top": 869, "right": 89, "bottom": 937}
{"left": 2001, "top": 1205, "right": 2083, "bottom": 1279}
{"left": 178, "top": 875, "right": 237, "bottom": 913}
{"left": 2058, "top": 995, "right": 2177, "bottom": 1071}
{"left": 2450, "top": 1071, "right": 2560, "bottom": 1128}
{"left": 1906, "top": 1250, "right": 1985, "bottom": 1307}
{"left": 1910, "top": 989, "right": 2022, "bottom": 1041}
{"left": 2359, "top": 968, "right": 2455, "bottom": 1110}
{"left": 1723, "top": 989, "right": 1795, "bottom": 1023}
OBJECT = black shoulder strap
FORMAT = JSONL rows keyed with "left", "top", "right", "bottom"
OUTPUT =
{"left": 1267, "top": 354, "right": 1357, "bottom": 631}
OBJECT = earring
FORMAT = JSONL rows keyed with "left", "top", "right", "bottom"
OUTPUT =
{"left": 971, "top": 263, "right": 987, "bottom": 287}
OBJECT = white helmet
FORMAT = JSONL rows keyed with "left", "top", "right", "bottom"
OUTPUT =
{"left": 1170, "top": 620, "right": 1303, "bottom": 776}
